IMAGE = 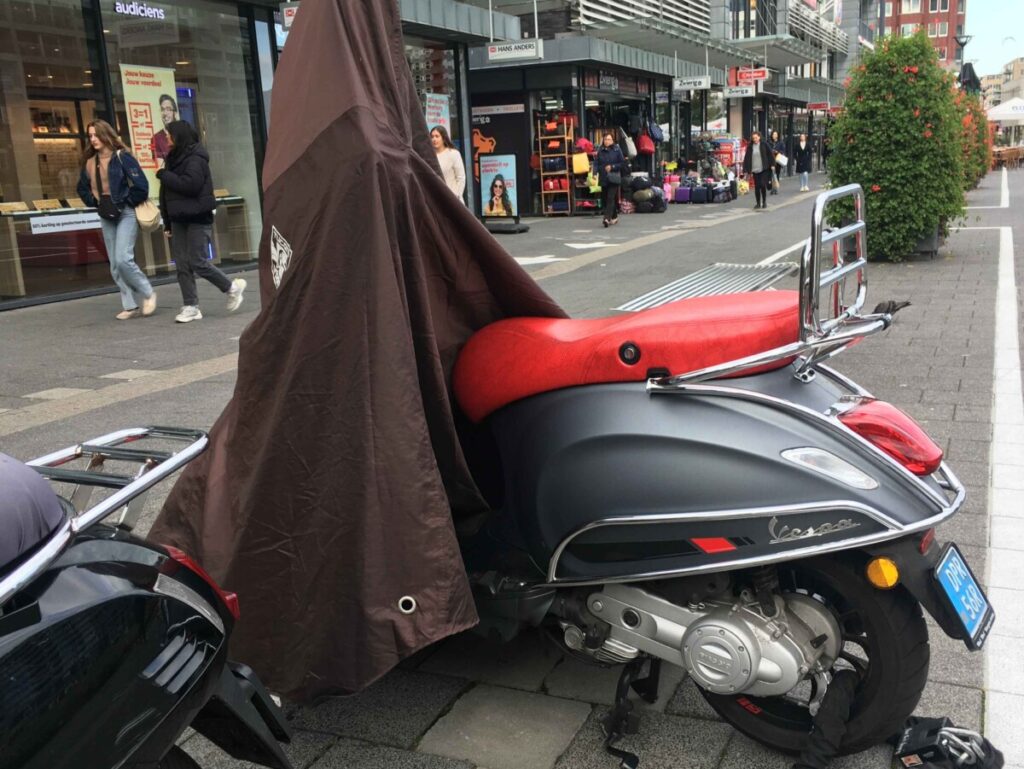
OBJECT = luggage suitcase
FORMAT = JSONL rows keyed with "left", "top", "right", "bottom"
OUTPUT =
{"left": 691, "top": 186, "right": 708, "bottom": 203}
{"left": 675, "top": 187, "right": 691, "bottom": 203}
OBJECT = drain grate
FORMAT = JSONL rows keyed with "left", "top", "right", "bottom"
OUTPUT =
{"left": 616, "top": 262, "right": 798, "bottom": 312}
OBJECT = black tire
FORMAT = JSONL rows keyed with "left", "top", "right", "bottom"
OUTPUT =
{"left": 700, "top": 552, "right": 930, "bottom": 756}
{"left": 158, "top": 746, "right": 203, "bottom": 769}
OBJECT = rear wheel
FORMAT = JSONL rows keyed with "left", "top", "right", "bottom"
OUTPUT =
{"left": 701, "top": 553, "right": 930, "bottom": 755}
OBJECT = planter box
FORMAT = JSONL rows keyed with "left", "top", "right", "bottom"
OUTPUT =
{"left": 912, "top": 227, "right": 941, "bottom": 258}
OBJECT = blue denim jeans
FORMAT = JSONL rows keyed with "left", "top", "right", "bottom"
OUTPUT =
{"left": 100, "top": 207, "right": 153, "bottom": 311}
{"left": 801, "top": 171, "right": 809, "bottom": 189}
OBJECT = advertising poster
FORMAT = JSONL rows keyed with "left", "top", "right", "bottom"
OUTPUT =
{"left": 470, "top": 98, "right": 530, "bottom": 214}
{"left": 424, "top": 93, "right": 450, "bottom": 133}
{"left": 479, "top": 154, "right": 517, "bottom": 218}
{"left": 118, "top": 63, "right": 177, "bottom": 193}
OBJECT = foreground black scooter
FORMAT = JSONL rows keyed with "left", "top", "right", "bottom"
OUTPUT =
{"left": 0, "top": 427, "right": 291, "bottom": 769}
{"left": 453, "top": 184, "right": 995, "bottom": 755}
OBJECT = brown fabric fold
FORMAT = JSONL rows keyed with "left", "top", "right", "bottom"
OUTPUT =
{"left": 148, "top": 0, "right": 565, "bottom": 702}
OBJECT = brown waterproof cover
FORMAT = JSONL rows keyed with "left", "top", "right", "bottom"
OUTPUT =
{"left": 149, "top": 0, "right": 565, "bottom": 702}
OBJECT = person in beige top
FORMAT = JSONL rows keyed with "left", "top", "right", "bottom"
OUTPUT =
{"left": 430, "top": 125, "right": 465, "bottom": 200}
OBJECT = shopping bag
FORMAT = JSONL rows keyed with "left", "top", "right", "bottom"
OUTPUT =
{"left": 572, "top": 152, "right": 591, "bottom": 175}
{"left": 775, "top": 152, "right": 789, "bottom": 167}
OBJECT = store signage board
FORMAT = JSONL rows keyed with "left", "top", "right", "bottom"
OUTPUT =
{"left": 737, "top": 67, "right": 768, "bottom": 83}
{"left": 471, "top": 104, "right": 526, "bottom": 117}
{"left": 424, "top": 93, "right": 450, "bottom": 133}
{"left": 599, "top": 73, "right": 619, "bottom": 91}
{"left": 807, "top": 101, "right": 830, "bottom": 110}
{"left": 487, "top": 39, "right": 543, "bottom": 62}
{"left": 673, "top": 76, "right": 711, "bottom": 91}
{"left": 280, "top": 2, "right": 299, "bottom": 29}
{"left": 29, "top": 213, "right": 101, "bottom": 235}
{"left": 724, "top": 85, "right": 756, "bottom": 98}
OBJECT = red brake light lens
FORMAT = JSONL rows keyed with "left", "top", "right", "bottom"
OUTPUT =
{"left": 163, "top": 545, "right": 241, "bottom": 620}
{"left": 838, "top": 399, "right": 943, "bottom": 476}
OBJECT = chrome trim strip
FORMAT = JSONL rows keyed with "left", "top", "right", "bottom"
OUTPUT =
{"left": 1, "top": 427, "right": 208, "bottom": 607}
{"left": 815, "top": 364, "right": 873, "bottom": 397}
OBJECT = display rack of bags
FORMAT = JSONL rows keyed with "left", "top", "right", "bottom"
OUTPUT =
{"left": 538, "top": 119, "right": 572, "bottom": 216}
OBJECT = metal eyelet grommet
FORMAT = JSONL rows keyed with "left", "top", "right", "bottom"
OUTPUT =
{"left": 619, "top": 341, "right": 641, "bottom": 365}
{"left": 398, "top": 596, "right": 417, "bottom": 614}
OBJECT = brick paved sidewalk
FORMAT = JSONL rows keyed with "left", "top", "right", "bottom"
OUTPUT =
{"left": 180, "top": 171, "right": 1014, "bottom": 769}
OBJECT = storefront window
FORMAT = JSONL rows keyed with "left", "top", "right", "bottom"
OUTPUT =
{"left": 405, "top": 38, "right": 462, "bottom": 152}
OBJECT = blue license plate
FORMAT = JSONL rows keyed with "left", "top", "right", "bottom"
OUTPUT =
{"left": 935, "top": 545, "right": 994, "bottom": 650}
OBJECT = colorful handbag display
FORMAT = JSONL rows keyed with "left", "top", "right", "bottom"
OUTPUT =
{"left": 572, "top": 152, "right": 591, "bottom": 175}
{"left": 637, "top": 132, "right": 655, "bottom": 155}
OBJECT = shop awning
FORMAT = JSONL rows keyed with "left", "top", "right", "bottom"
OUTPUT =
{"left": 786, "top": 76, "right": 846, "bottom": 105}
{"left": 731, "top": 35, "right": 826, "bottom": 68}
{"left": 399, "top": 0, "right": 521, "bottom": 43}
{"left": 574, "top": 17, "right": 759, "bottom": 68}
{"left": 988, "top": 97, "right": 1024, "bottom": 125}
{"left": 469, "top": 34, "right": 729, "bottom": 84}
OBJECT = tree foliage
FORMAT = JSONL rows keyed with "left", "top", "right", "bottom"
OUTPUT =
{"left": 827, "top": 32, "right": 966, "bottom": 261}
{"left": 955, "top": 90, "right": 991, "bottom": 190}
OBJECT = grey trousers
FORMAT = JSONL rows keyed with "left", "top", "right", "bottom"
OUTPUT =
{"left": 170, "top": 222, "right": 232, "bottom": 307}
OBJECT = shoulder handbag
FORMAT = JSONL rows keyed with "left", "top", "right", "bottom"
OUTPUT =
{"left": 117, "top": 151, "right": 161, "bottom": 233}
{"left": 94, "top": 158, "right": 120, "bottom": 222}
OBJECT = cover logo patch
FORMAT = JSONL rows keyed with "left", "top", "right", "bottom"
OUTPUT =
{"left": 270, "top": 225, "right": 293, "bottom": 288}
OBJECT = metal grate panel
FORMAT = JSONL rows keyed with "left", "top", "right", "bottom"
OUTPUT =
{"left": 616, "top": 262, "right": 797, "bottom": 312}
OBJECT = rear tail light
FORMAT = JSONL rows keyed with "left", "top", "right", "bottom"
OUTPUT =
{"left": 162, "top": 545, "right": 240, "bottom": 620}
{"left": 838, "top": 399, "right": 943, "bottom": 476}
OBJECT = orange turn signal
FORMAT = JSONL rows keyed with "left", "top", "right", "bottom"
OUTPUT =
{"left": 866, "top": 557, "right": 900, "bottom": 589}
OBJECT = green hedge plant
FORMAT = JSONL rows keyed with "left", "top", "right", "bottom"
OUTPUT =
{"left": 955, "top": 90, "right": 991, "bottom": 190}
{"left": 827, "top": 31, "right": 965, "bottom": 261}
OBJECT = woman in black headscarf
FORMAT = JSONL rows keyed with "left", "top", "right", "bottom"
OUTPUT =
{"left": 157, "top": 120, "right": 246, "bottom": 323}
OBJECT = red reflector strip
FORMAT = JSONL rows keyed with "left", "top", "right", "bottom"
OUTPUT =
{"left": 691, "top": 537, "right": 737, "bottom": 554}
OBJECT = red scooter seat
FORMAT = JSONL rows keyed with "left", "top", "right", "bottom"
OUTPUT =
{"left": 453, "top": 290, "right": 801, "bottom": 422}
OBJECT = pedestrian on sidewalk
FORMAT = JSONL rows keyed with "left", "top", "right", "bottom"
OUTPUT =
{"left": 157, "top": 120, "right": 245, "bottom": 324}
{"left": 769, "top": 129, "right": 785, "bottom": 195}
{"left": 597, "top": 131, "right": 626, "bottom": 227}
{"left": 430, "top": 125, "right": 465, "bottom": 201}
{"left": 743, "top": 131, "right": 773, "bottom": 210}
{"left": 77, "top": 120, "right": 157, "bottom": 321}
{"left": 795, "top": 134, "right": 813, "bottom": 191}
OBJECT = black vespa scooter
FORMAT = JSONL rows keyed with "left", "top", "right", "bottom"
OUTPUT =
{"left": 0, "top": 427, "right": 291, "bottom": 769}
{"left": 453, "top": 184, "right": 995, "bottom": 756}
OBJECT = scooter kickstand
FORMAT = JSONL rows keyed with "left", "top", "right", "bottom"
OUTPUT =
{"left": 601, "top": 657, "right": 649, "bottom": 769}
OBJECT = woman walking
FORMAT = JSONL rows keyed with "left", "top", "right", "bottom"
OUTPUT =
{"left": 77, "top": 120, "right": 157, "bottom": 320}
{"left": 769, "top": 129, "right": 786, "bottom": 195}
{"left": 742, "top": 131, "right": 774, "bottom": 211}
{"left": 157, "top": 121, "right": 245, "bottom": 323}
{"left": 596, "top": 131, "right": 625, "bottom": 227}
{"left": 430, "top": 125, "right": 466, "bottom": 200}
{"left": 794, "top": 133, "right": 813, "bottom": 191}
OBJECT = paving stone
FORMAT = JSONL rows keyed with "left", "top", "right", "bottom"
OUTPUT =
{"left": 313, "top": 739, "right": 474, "bottom": 769}
{"left": 926, "top": 628, "right": 984, "bottom": 689}
{"left": 954, "top": 405, "right": 991, "bottom": 423}
{"left": 718, "top": 732, "right": 895, "bottom": 769}
{"left": 183, "top": 729, "right": 337, "bottom": 769}
{"left": 664, "top": 675, "right": 722, "bottom": 721}
{"left": 417, "top": 685, "right": 591, "bottom": 769}
{"left": 292, "top": 669, "right": 468, "bottom": 749}
{"left": 987, "top": 587, "right": 1024, "bottom": 637}
{"left": 980, "top": 635, "right": 1024, "bottom": 696}
{"left": 419, "top": 629, "right": 562, "bottom": 692}
{"left": 990, "top": 516, "right": 1024, "bottom": 549}
{"left": 985, "top": 692, "right": 1024, "bottom": 767}
{"left": 936, "top": 513, "right": 989, "bottom": 548}
{"left": 993, "top": 464, "right": 1024, "bottom": 490}
{"left": 542, "top": 656, "right": 687, "bottom": 713}
{"left": 914, "top": 681, "right": 984, "bottom": 731}
{"left": 989, "top": 547, "right": 1024, "bottom": 590}
{"left": 555, "top": 708, "right": 733, "bottom": 769}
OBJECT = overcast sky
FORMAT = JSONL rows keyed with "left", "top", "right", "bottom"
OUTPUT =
{"left": 966, "top": 0, "right": 1024, "bottom": 77}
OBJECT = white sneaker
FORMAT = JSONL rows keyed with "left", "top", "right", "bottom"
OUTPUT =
{"left": 226, "top": 279, "right": 246, "bottom": 312}
{"left": 175, "top": 305, "right": 203, "bottom": 323}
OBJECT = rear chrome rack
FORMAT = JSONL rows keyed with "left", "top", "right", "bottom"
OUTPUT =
{"left": 650, "top": 184, "right": 891, "bottom": 390}
{"left": 1, "top": 427, "right": 207, "bottom": 608}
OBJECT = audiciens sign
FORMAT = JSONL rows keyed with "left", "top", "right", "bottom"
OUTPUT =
{"left": 486, "top": 39, "right": 544, "bottom": 62}
{"left": 114, "top": 0, "right": 166, "bottom": 19}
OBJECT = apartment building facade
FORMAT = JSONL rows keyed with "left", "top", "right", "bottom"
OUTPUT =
{"left": 883, "top": 0, "right": 967, "bottom": 69}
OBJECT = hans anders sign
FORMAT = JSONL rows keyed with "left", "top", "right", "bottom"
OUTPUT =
{"left": 487, "top": 39, "right": 544, "bottom": 62}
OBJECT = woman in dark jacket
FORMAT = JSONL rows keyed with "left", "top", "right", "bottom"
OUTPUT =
{"left": 742, "top": 131, "right": 774, "bottom": 211}
{"left": 77, "top": 119, "right": 157, "bottom": 320}
{"left": 794, "top": 133, "right": 813, "bottom": 191}
{"left": 596, "top": 131, "right": 626, "bottom": 227}
{"left": 158, "top": 121, "right": 245, "bottom": 323}
{"left": 769, "top": 129, "right": 786, "bottom": 195}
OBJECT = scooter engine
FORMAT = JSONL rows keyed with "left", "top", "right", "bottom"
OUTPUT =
{"left": 582, "top": 583, "right": 842, "bottom": 698}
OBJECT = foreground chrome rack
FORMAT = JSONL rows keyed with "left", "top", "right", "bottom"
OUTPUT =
{"left": 0, "top": 426, "right": 208, "bottom": 607}
{"left": 650, "top": 183, "right": 892, "bottom": 389}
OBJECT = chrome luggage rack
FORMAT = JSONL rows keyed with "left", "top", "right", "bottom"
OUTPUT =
{"left": 0, "top": 426, "right": 208, "bottom": 607}
{"left": 650, "top": 184, "right": 891, "bottom": 390}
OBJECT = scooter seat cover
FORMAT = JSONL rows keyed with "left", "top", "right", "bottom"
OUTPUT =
{"left": 453, "top": 290, "right": 800, "bottom": 422}
{"left": 0, "top": 453, "right": 67, "bottom": 571}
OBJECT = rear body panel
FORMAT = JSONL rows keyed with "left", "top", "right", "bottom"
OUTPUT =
{"left": 468, "top": 364, "right": 955, "bottom": 585}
